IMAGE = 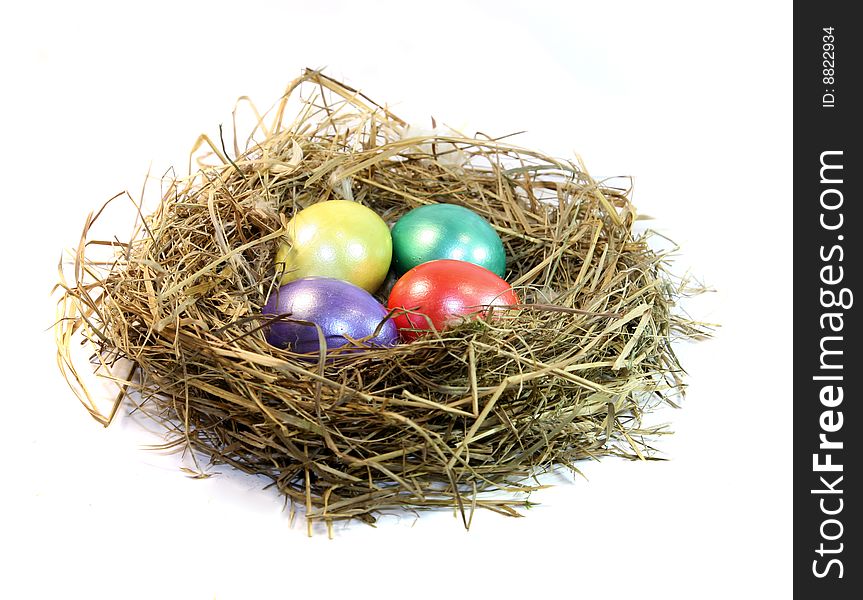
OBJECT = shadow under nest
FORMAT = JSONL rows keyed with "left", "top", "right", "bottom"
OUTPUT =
{"left": 57, "top": 70, "right": 703, "bottom": 533}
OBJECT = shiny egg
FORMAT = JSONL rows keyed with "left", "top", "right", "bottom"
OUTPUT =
{"left": 387, "top": 259, "right": 519, "bottom": 340}
{"left": 391, "top": 203, "right": 506, "bottom": 276}
{"left": 263, "top": 277, "right": 398, "bottom": 353}
{"left": 275, "top": 200, "right": 392, "bottom": 293}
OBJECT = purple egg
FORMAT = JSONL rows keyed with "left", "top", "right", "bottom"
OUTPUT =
{"left": 262, "top": 277, "right": 398, "bottom": 353}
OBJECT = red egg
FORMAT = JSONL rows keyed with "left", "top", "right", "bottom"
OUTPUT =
{"left": 388, "top": 259, "right": 518, "bottom": 340}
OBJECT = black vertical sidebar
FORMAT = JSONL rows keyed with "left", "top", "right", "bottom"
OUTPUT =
{"left": 795, "top": 3, "right": 860, "bottom": 597}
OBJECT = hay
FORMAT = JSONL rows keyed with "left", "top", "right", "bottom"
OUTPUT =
{"left": 55, "top": 69, "right": 706, "bottom": 534}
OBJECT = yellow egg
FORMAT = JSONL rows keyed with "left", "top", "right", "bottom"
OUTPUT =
{"left": 275, "top": 200, "right": 392, "bottom": 293}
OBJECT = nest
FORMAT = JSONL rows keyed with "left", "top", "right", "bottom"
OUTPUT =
{"left": 56, "top": 70, "right": 703, "bottom": 534}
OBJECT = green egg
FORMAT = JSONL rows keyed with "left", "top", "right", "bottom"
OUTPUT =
{"left": 391, "top": 204, "right": 506, "bottom": 277}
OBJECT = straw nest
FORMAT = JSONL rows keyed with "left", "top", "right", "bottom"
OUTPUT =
{"left": 56, "top": 70, "right": 704, "bottom": 534}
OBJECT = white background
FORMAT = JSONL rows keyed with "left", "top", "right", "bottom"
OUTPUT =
{"left": 1, "top": 1, "right": 792, "bottom": 598}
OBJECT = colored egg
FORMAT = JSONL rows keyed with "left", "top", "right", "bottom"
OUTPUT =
{"left": 275, "top": 200, "right": 392, "bottom": 293}
{"left": 391, "top": 204, "right": 506, "bottom": 277}
{"left": 263, "top": 277, "right": 398, "bottom": 353}
{"left": 387, "top": 259, "right": 518, "bottom": 340}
